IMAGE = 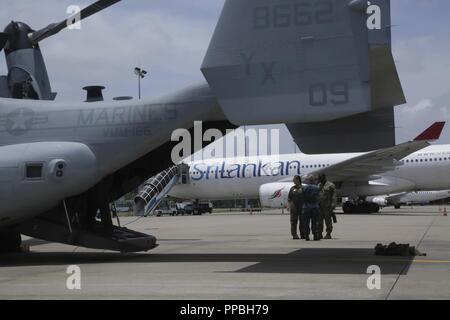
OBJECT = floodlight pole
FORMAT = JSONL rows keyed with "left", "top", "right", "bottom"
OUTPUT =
{"left": 134, "top": 67, "right": 147, "bottom": 100}
{"left": 138, "top": 75, "right": 141, "bottom": 100}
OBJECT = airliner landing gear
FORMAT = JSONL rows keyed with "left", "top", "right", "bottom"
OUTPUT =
{"left": 394, "top": 204, "right": 401, "bottom": 209}
{"left": 0, "top": 230, "right": 22, "bottom": 253}
{"left": 343, "top": 201, "right": 380, "bottom": 214}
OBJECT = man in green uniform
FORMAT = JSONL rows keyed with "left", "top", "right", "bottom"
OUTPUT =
{"left": 318, "top": 173, "right": 337, "bottom": 239}
{"left": 288, "top": 175, "right": 304, "bottom": 240}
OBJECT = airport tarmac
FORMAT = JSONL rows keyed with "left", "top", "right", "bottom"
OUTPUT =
{"left": 1, "top": 206, "right": 450, "bottom": 300}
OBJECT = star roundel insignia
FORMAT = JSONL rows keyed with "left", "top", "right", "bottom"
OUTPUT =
{"left": 6, "top": 108, "right": 35, "bottom": 136}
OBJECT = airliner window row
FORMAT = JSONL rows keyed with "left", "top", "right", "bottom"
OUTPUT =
{"left": 301, "top": 164, "right": 331, "bottom": 169}
{"left": 403, "top": 157, "right": 449, "bottom": 164}
{"left": 417, "top": 152, "right": 450, "bottom": 156}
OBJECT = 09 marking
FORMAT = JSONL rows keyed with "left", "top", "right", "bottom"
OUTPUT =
{"left": 309, "top": 81, "right": 349, "bottom": 107}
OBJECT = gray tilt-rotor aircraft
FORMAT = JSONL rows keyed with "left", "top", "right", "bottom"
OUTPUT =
{"left": 0, "top": 0, "right": 405, "bottom": 252}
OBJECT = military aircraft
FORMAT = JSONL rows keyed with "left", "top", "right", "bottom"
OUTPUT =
{"left": 1, "top": 0, "right": 405, "bottom": 252}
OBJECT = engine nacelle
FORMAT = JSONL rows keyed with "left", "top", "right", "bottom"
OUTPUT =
{"left": 0, "top": 142, "right": 98, "bottom": 226}
{"left": 369, "top": 196, "right": 388, "bottom": 207}
{"left": 259, "top": 182, "right": 292, "bottom": 209}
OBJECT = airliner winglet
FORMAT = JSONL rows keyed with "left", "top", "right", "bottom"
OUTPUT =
{"left": 414, "top": 122, "right": 446, "bottom": 141}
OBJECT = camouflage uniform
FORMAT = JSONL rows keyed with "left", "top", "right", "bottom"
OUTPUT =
{"left": 288, "top": 185, "right": 303, "bottom": 239}
{"left": 318, "top": 180, "right": 337, "bottom": 237}
{"left": 302, "top": 184, "right": 321, "bottom": 240}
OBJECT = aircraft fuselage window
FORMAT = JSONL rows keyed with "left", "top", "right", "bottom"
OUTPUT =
{"left": 25, "top": 163, "right": 43, "bottom": 180}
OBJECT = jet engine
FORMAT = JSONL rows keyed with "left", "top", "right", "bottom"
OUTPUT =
{"left": 259, "top": 182, "right": 292, "bottom": 209}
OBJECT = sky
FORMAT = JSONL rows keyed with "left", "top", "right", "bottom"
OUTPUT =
{"left": 1, "top": 0, "right": 450, "bottom": 154}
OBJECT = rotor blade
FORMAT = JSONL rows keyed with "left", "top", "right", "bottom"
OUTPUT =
{"left": 29, "top": 0, "right": 121, "bottom": 44}
{"left": 0, "top": 32, "right": 10, "bottom": 51}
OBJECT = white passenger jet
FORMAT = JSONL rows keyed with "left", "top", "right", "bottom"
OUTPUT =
{"left": 370, "top": 190, "right": 450, "bottom": 209}
{"left": 167, "top": 122, "right": 447, "bottom": 214}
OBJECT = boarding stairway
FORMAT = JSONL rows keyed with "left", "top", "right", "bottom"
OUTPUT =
{"left": 134, "top": 163, "right": 189, "bottom": 216}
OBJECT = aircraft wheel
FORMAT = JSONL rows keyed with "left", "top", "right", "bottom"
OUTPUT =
{"left": 362, "top": 202, "right": 378, "bottom": 214}
{"left": 342, "top": 202, "right": 355, "bottom": 214}
{"left": 394, "top": 204, "right": 401, "bottom": 209}
{"left": 0, "top": 230, "right": 22, "bottom": 253}
{"left": 371, "top": 203, "right": 380, "bottom": 213}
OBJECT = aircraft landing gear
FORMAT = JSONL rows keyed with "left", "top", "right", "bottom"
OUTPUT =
{"left": 343, "top": 201, "right": 380, "bottom": 214}
{"left": 0, "top": 230, "right": 22, "bottom": 253}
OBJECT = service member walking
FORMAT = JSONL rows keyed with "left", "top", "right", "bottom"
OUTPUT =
{"left": 288, "top": 175, "right": 303, "bottom": 240}
{"left": 318, "top": 173, "right": 337, "bottom": 239}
